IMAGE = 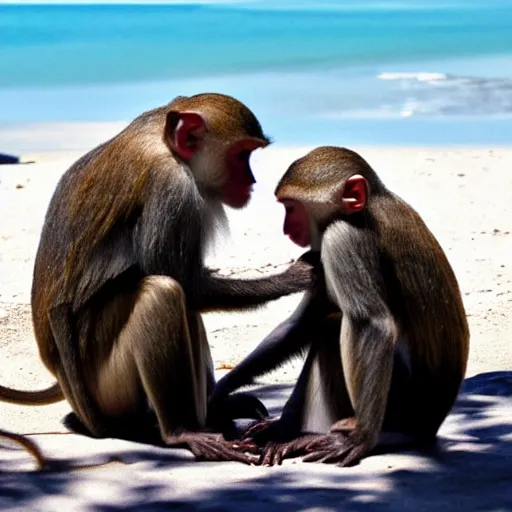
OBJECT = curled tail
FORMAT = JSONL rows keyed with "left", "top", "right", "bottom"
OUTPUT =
{"left": 0, "top": 429, "right": 46, "bottom": 469}
{"left": 0, "top": 382, "right": 63, "bottom": 405}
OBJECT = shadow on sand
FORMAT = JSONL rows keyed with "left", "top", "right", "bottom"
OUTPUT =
{"left": 0, "top": 371, "right": 510, "bottom": 511}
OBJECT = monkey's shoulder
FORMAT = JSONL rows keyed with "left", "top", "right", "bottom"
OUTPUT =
{"left": 321, "top": 216, "right": 378, "bottom": 259}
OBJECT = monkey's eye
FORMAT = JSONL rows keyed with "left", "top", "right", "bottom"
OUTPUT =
{"left": 285, "top": 205, "right": 295, "bottom": 215}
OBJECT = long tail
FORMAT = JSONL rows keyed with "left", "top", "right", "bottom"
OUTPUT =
{"left": 0, "top": 429, "right": 46, "bottom": 469}
{"left": 0, "top": 382, "right": 64, "bottom": 405}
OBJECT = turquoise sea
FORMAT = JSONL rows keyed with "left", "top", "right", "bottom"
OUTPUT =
{"left": 1, "top": 1, "right": 512, "bottom": 145}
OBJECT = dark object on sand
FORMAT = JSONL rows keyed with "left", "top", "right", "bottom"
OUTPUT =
{"left": 0, "top": 153, "right": 20, "bottom": 165}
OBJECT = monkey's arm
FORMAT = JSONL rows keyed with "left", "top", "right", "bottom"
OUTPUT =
{"left": 248, "top": 224, "right": 397, "bottom": 467}
{"left": 194, "top": 262, "right": 312, "bottom": 311}
{"left": 212, "top": 292, "right": 321, "bottom": 400}
{"left": 195, "top": 251, "right": 320, "bottom": 312}
{"left": 135, "top": 177, "right": 309, "bottom": 309}
{"left": 320, "top": 222, "right": 396, "bottom": 451}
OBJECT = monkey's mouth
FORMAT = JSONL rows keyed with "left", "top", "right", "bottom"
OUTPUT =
{"left": 223, "top": 185, "right": 253, "bottom": 208}
{"left": 288, "top": 232, "right": 308, "bottom": 248}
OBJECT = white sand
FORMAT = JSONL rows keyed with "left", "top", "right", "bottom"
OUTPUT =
{"left": 0, "top": 123, "right": 511, "bottom": 510}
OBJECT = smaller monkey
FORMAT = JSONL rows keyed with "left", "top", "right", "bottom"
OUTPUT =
{"left": 211, "top": 146, "right": 470, "bottom": 467}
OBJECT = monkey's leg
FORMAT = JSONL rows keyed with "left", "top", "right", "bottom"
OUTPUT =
{"left": 183, "top": 312, "right": 267, "bottom": 440}
{"left": 403, "top": 365, "right": 464, "bottom": 446}
{"left": 301, "top": 349, "right": 417, "bottom": 466}
{"left": 245, "top": 343, "right": 342, "bottom": 466}
{"left": 96, "top": 276, "right": 257, "bottom": 463}
{"left": 187, "top": 312, "right": 213, "bottom": 425}
{"left": 239, "top": 343, "right": 320, "bottom": 448}
{"left": 244, "top": 315, "right": 353, "bottom": 466}
{"left": 93, "top": 276, "right": 203, "bottom": 436}
{"left": 254, "top": 318, "right": 417, "bottom": 467}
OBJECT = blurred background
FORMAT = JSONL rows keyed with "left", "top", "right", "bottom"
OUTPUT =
{"left": 1, "top": 0, "right": 512, "bottom": 146}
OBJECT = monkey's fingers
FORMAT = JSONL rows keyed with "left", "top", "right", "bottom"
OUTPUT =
{"left": 260, "top": 443, "right": 283, "bottom": 466}
{"left": 166, "top": 432, "right": 222, "bottom": 444}
{"left": 195, "top": 440, "right": 260, "bottom": 465}
{"left": 259, "top": 441, "right": 296, "bottom": 466}
{"left": 302, "top": 445, "right": 365, "bottom": 467}
{"left": 302, "top": 445, "right": 349, "bottom": 464}
{"left": 330, "top": 417, "right": 358, "bottom": 435}
{"left": 229, "top": 439, "right": 261, "bottom": 454}
{"left": 260, "top": 435, "right": 321, "bottom": 466}
{"left": 242, "top": 418, "right": 280, "bottom": 440}
{"left": 166, "top": 433, "right": 259, "bottom": 465}
{"left": 165, "top": 432, "right": 222, "bottom": 454}
{"left": 302, "top": 434, "right": 366, "bottom": 466}
{"left": 337, "top": 444, "right": 367, "bottom": 467}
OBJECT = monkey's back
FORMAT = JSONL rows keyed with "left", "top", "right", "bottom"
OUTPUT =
{"left": 372, "top": 194, "right": 470, "bottom": 386}
{"left": 31, "top": 107, "right": 171, "bottom": 372}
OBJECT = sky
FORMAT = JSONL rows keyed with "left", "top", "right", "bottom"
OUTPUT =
{"left": 0, "top": 1, "right": 245, "bottom": 4}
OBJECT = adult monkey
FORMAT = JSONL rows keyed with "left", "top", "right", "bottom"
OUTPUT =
{"left": 212, "top": 146, "right": 470, "bottom": 466}
{"left": 0, "top": 94, "right": 313, "bottom": 462}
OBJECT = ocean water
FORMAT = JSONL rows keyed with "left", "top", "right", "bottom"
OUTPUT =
{"left": 1, "top": 1, "right": 512, "bottom": 145}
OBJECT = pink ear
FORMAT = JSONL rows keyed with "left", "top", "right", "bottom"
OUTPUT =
{"left": 165, "top": 111, "right": 206, "bottom": 161}
{"left": 341, "top": 174, "right": 368, "bottom": 213}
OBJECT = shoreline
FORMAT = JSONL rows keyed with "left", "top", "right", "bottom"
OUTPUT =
{"left": 4, "top": 120, "right": 512, "bottom": 155}
{"left": 2, "top": 120, "right": 512, "bottom": 159}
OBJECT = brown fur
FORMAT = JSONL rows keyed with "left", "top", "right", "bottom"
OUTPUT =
{"left": 11, "top": 93, "right": 311, "bottom": 464}
{"left": 213, "top": 146, "right": 469, "bottom": 466}
{"left": 0, "top": 429, "right": 46, "bottom": 470}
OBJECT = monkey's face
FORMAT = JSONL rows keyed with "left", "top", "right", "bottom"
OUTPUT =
{"left": 280, "top": 199, "right": 311, "bottom": 248}
{"left": 220, "top": 138, "right": 267, "bottom": 209}
{"left": 164, "top": 108, "right": 268, "bottom": 208}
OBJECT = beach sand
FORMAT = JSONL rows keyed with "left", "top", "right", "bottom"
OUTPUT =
{"left": 0, "top": 123, "right": 511, "bottom": 510}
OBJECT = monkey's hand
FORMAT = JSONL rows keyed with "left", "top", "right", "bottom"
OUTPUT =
{"left": 297, "top": 250, "right": 325, "bottom": 290}
{"left": 226, "top": 418, "right": 291, "bottom": 464}
{"left": 301, "top": 420, "right": 374, "bottom": 467}
{"left": 224, "top": 418, "right": 283, "bottom": 455}
{"left": 242, "top": 417, "right": 283, "bottom": 442}
{"left": 234, "top": 417, "right": 295, "bottom": 450}
{"left": 300, "top": 434, "right": 369, "bottom": 467}
{"left": 284, "top": 257, "right": 316, "bottom": 290}
{"left": 165, "top": 432, "right": 260, "bottom": 465}
{"left": 236, "top": 420, "right": 331, "bottom": 466}
{"left": 254, "top": 434, "right": 328, "bottom": 466}
{"left": 297, "top": 250, "right": 321, "bottom": 269}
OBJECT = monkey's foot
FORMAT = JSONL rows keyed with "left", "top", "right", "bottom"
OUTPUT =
{"left": 254, "top": 435, "right": 324, "bottom": 466}
{"left": 222, "top": 418, "right": 289, "bottom": 460}
{"left": 301, "top": 433, "right": 369, "bottom": 467}
{"left": 241, "top": 418, "right": 284, "bottom": 442}
{"left": 165, "top": 432, "right": 260, "bottom": 465}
